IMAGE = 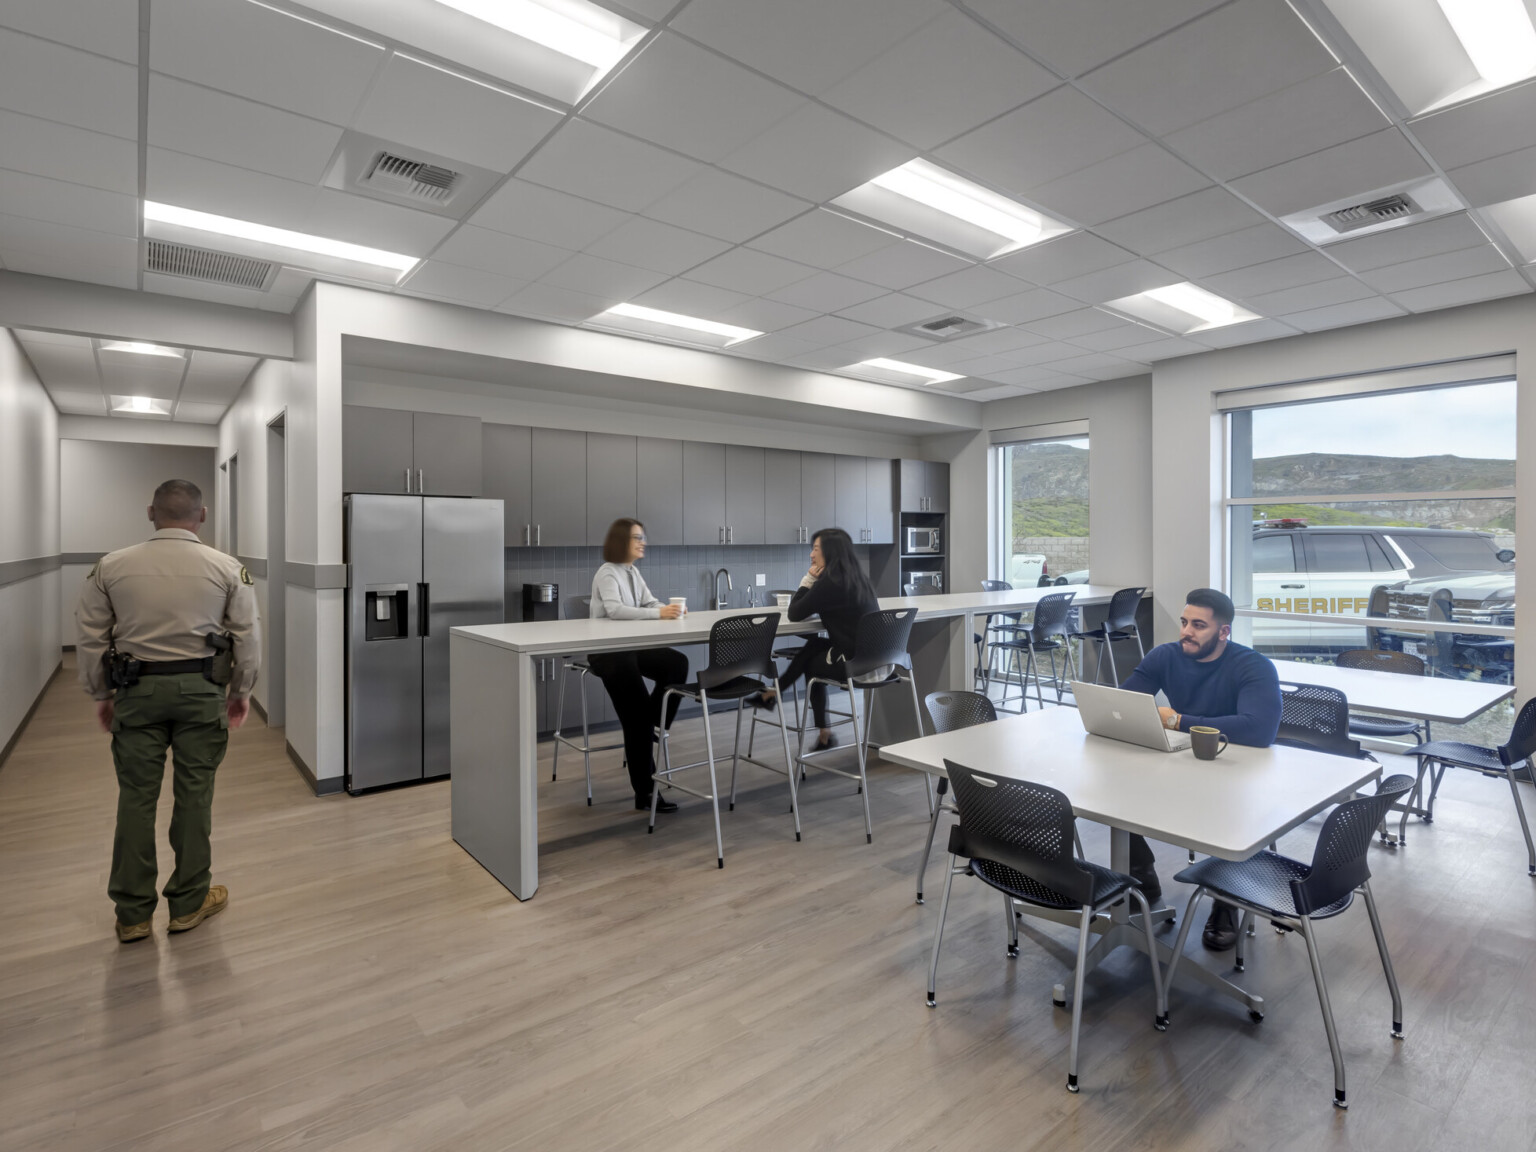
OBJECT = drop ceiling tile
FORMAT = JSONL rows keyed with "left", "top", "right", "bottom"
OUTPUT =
{"left": 962, "top": 383, "right": 1036, "bottom": 400}
{"left": 181, "top": 351, "right": 257, "bottom": 401}
{"left": 141, "top": 271, "right": 300, "bottom": 313}
{"left": 1185, "top": 317, "right": 1301, "bottom": 348}
{"left": 173, "top": 402, "right": 232, "bottom": 424}
{"left": 150, "top": 0, "right": 383, "bottom": 126}
{"left": 497, "top": 282, "right": 615, "bottom": 323}
{"left": 1044, "top": 352, "right": 1143, "bottom": 380}
{"left": 776, "top": 315, "right": 883, "bottom": 349}
{"left": 0, "top": 216, "right": 139, "bottom": 288}
{"left": 1202, "top": 252, "right": 1343, "bottom": 299}
{"left": 747, "top": 210, "right": 899, "bottom": 268}
{"left": 1283, "top": 296, "right": 1407, "bottom": 332}
{"left": 1410, "top": 81, "right": 1536, "bottom": 172}
{"left": 584, "top": 34, "right": 803, "bottom": 163}
{"left": 835, "top": 241, "right": 972, "bottom": 290}
{"left": 540, "top": 253, "right": 670, "bottom": 299}
{"left": 1231, "top": 129, "right": 1433, "bottom": 219}
{"left": 584, "top": 216, "right": 731, "bottom": 276}
{"left": 0, "top": 0, "right": 138, "bottom": 62}
{"left": 905, "top": 264, "right": 1026, "bottom": 308}
{"left": 1391, "top": 269, "right": 1531, "bottom": 313}
{"left": 721, "top": 103, "right": 914, "bottom": 202}
{"left": 820, "top": 11, "right": 1058, "bottom": 150}
{"left": 642, "top": 169, "right": 809, "bottom": 244}
{"left": 50, "top": 392, "right": 109, "bottom": 414}
{"left": 1484, "top": 196, "right": 1536, "bottom": 262}
{"left": 686, "top": 247, "right": 817, "bottom": 296}
{"left": 934, "top": 326, "right": 1048, "bottom": 356}
{"left": 1326, "top": 214, "right": 1490, "bottom": 273}
{"left": 1358, "top": 245, "right": 1513, "bottom": 294}
{"left": 1243, "top": 276, "right": 1376, "bottom": 315}
{"left": 990, "top": 232, "right": 1136, "bottom": 285}
{"left": 1043, "top": 259, "right": 1183, "bottom": 305}
{"left": 1107, "top": 336, "right": 1209, "bottom": 361}
{"left": 765, "top": 270, "right": 888, "bottom": 312}
{"left": 726, "top": 333, "right": 824, "bottom": 364}
{"left": 833, "top": 292, "right": 946, "bottom": 328}
{"left": 1023, "top": 309, "right": 1127, "bottom": 340}
{"left": 306, "top": 190, "right": 457, "bottom": 254}
{"left": 1026, "top": 144, "right": 1210, "bottom": 227}
{"left": 399, "top": 261, "right": 526, "bottom": 307}
{"left": 894, "top": 341, "right": 994, "bottom": 368}
{"left": 672, "top": 0, "right": 943, "bottom": 96}
{"left": 1095, "top": 187, "right": 1266, "bottom": 257}
{"left": 713, "top": 297, "right": 820, "bottom": 332}
{"left": 146, "top": 148, "right": 319, "bottom": 228}
{"left": 0, "top": 169, "right": 136, "bottom": 237}
{"left": 518, "top": 119, "right": 704, "bottom": 213}
{"left": 937, "top": 87, "right": 1144, "bottom": 194}
{"left": 1078, "top": 0, "right": 1336, "bottom": 136}
{"left": 428, "top": 225, "right": 572, "bottom": 280}
{"left": 975, "top": 287, "right": 1083, "bottom": 325}
{"left": 1155, "top": 224, "right": 1311, "bottom": 278}
{"left": 828, "top": 330, "right": 932, "bottom": 359}
{"left": 14, "top": 330, "right": 92, "bottom": 348}
{"left": 984, "top": 365, "right": 1092, "bottom": 388}
{"left": 962, "top": 0, "right": 1224, "bottom": 80}
{"left": 352, "top": 55, "right": 563, "bottom": 173}
{"left": 1447, "top": 147, "right": 1536, "bottom": 210}
{"left": 1164, "top": 68, "right": 1390, "bottom": 183}
{"left": 148, "top": 76, "right": 343, "bottom": 184}
{"left": 629, "top": 278, "right": 753, "bottom": 318}
{"left": 469, "top": 179, "right": 629, "bottom": 250}
{"left": 19, "top": 342, "right": 98, "bottom": 386}
{"left": 943, "top": 353, "right": 1033, "bottom": 379}
{"left": 1066, "top": 322, "right": 1168, "bottom": 352}
{"left": 0, "top": 28, "right": 137, "bottom": 139}
{"left": 0, "top": 110, "right": 137, "bottom": 194}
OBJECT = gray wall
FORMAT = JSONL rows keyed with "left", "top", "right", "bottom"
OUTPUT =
{"left": 0, "top": 330, "right": 60, "bottom": 758}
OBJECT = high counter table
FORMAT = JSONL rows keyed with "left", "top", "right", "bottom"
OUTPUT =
{"left": 450, "top": 584, "right": 1142, "bottom": 898}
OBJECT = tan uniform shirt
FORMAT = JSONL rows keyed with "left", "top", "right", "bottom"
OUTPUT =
{"left": 76, "top": 528, "right": 261, "bottom": 700}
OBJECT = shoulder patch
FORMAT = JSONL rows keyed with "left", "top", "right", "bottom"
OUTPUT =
{"left": 240, "top": 566, "right": 253, "bottom": 586}
{"left": 88, "top": 561, "right": 100, "bottom": 579}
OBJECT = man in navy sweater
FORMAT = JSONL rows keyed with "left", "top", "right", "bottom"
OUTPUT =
{"left": 1118, "top": 588, "right": 1281, "bottom": 950}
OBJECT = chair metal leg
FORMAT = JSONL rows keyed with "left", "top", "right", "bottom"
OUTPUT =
{"left": 926, "top": 856, "right": 959, "bottom": 1007}
{"left": 1105, "top": 635, "right": 1119, "bottom": 687}
{"left": 1401, "top": 756, "right": 1429, "bottom": 844}
{"left": 849, "top": 687, "right": 873, "bottom": 844}
{"left": 579, "top": 668, "right": 594, "bottom": 805}
{"left": 1004, "top": 891, "right": 1019, "bottom": 957}
{"left": 728, "top": 699, "right": 745, "bottom": 810}
{"left": 1298, "top": 914, "right": 1348, "bottom": 1107}
{"left": 1130, "top": 888, "right": 1169, "bottom": 1029}
{"left": 1046, "top": 647, "right": 1060, "bottom": 703}
{"left": 1235, "top": 909, "right": 1253, "bottom": 971}
{"left": 1025, "top": 648, "right": 1043, "bottom": 712}
{"left": 1164, "top": 886, "right": 1206, "bottom": 993}
{"left": 775, "top": 673, "right": 801, "bottom": 843}
{"left": 552, "top": 661, "right": 568, "bottom": 782}
{"left": 699, "top": 689, "right": 725, "bottom": 869}
{"left": 1361, "top": 881, "right": 1403, "bottom": 1037}
{"left": 651, "top": 700, "right": 674, "bottom": 835}
{"left": 1504, "top": 763, "right": 1536, "bottom": 875}
{"left": 1066, "top": 905, "right": 1094, "bottom": 1093}
{"left": 1065, "top": 639, "right": 1080, "bottom": 695}
{"left": 916, "top": 778, "right": 948, "bottom": 903}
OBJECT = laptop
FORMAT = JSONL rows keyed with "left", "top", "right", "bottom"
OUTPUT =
{"left": 1073, "top": 682, "right": 1192, "bottom": 752}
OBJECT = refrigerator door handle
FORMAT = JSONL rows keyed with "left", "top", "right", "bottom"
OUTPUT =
{"left": 418, "top": 583, "right": 430, "bottom": 636}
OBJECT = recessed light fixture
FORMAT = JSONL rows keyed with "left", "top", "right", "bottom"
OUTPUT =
{"left": 1102, "top": 283, "right": 1259, "bottom": 335}
{"left": 112, "top": 395, "right": 169, "bottom": 415}
{"left": 99, "top": 341, "right": 185, "bottom": 358}
{"left": 590, "top": 303, "right": 763, "bottom": 348}
{"left": 1436, "top": 0, "right": 1536, "bottom": 87}
{"left": 432, "top": 0, "right": 635, "bottom": 70}
{"left": 846, "top": 358, "right": 965, "bottom": 386}
{"left": 143, "top": 202, "right": 420, "bottom": 279}
{"left": 833, "top": 160, "right": 1074, "bottom": 260}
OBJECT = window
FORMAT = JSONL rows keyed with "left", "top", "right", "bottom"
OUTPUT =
{"left": 1252, "top": 534, "right": 1297, "bottom": 572}
{"left": 994, "top": 433, "right": 1088, "bottom": 589}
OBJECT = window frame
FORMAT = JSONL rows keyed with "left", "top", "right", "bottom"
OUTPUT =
{"left": 991, "top": 422, "right": 1090, "bottom": 586}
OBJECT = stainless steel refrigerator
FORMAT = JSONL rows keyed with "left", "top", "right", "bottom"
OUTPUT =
{"left": 345, "top": 495, "right": 504, "bottom": 792}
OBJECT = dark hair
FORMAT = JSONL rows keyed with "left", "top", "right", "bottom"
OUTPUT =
{"left": 1184, "top": 587, "right": 1234, "bottom": 627}
{"left": 603, "top": 518, "right": 645, "bottom": 564}
{"left": 152, "top": 478, "right": 203, "bottom": 521}
{"left": 812, "top": 527, "right": 877, "bottom": 603}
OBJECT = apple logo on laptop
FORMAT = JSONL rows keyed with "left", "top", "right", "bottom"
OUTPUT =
{"left": 1112, "top": 711, "right": 1122, "bottom": 720}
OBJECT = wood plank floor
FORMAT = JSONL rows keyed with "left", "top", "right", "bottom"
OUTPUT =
{"left": 4, "top": 659, "right": 1536, "bottom": 1151}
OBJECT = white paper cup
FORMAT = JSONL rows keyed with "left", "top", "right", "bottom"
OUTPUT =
{"left": 669, "top": 597, "right": 687, "bottom": 615}
{"left": 775, "top": 593, "right": 792, "bottom": 608}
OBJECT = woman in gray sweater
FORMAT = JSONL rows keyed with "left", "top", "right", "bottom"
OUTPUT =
{"left": 589, "top": 518, "right": 689, "bottom": 811}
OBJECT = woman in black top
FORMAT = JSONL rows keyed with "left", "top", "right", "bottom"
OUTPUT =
{"left": 749, "top": 527, "right": 878, "bottom": 750}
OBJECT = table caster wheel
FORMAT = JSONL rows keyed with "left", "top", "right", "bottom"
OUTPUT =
{"left": 1248, "top": 1009, "right": 1264, "bottom": 1024}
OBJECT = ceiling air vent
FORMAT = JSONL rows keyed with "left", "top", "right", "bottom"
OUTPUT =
{"left": 897, "top": 312, "right": 1005, "bottom": 341}
{"left": 1280, "top": 178, "right": 1462, "bottom": 245}
{"left": 1321, "top": 193, "right": 1417, "bottom": 235}
{"left": 358, "top": 151, "right": 461, "bottom": 205}
{"left": 146, "top": 240, "right": 275, "bottom": 290}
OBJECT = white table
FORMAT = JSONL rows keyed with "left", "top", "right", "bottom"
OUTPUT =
{"left": 879, "top": 706, "right": 1381, "bottom": 1011}
{"left": 1269, "top": 659, "right": 1513, "bottom": 725}
{"left": 450, "top": 585, "right": 1137, "bottom": 899}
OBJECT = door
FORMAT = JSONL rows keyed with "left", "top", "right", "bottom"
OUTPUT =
{"left": 264, "top": 416, "right": 286, "bottom": 728}
{"left": 483, "top": 423, "right": 533, "bottom": 546}
{"left": 422, "top": 497, "right": 505, "bottom": 779}
{"left": 412, "top": 413, "right": 482, "bottom": 497}
{"left": 530, "top": 429, "right": 587, "bottom": 546}
{"left": 925, "top": 461, "right": 949, "bottom": 514}
{"left": 343, "top": 406, "right": 414, "bottom": 494}
{"left": 637, "top": 437, "right": 683, "bottom": 546}
{"left": 866, "top": 457, "right": 894, "bottom": 544}
{"left": 835, "top": 454, "right": 867, "bottom": 542}
{"left": 1301, "top": 532, "right": 1398, "bottom": 648}
{"left": 346, "top": 495, "right": 423, "bottom": 791}
{"left": 682, "top": 441, "right": 726, "bottom": 545}
{"left": 899, "top": 459, "right": 926, "bottom": 513}
{"left": 764, "top": 449, "right": 802, "bottom": 544}
{"left": 587, "top": 433, "right": 638, "bottom": 543}
{"left": 725, "top": 444, "right": 765, "bottom": 545}
{"left": 800, "top": 453, "right": 835, "bottom": 541}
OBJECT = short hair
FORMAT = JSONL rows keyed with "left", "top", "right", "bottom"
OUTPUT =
{"left": 602, "top": 518, "right": 645, "bottom": 564}
{"left": 152, "top": 479, "right": 203, "bottom": 522}
{"left": 1184, "top": 587, "right": 1235, "bottom": 627}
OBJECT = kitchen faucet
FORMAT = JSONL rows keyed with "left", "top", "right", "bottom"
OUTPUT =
{"left": 712, "top": 567, "right": 733, "bottom": 610}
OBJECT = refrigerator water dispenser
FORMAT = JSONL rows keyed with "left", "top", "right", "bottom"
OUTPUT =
{"left": 364, "top": 585, "right": 409, "bottom": 641}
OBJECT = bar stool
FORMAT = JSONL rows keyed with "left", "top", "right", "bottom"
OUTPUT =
{"left": 799, "top": 606, "right": 925, "bottom": 844}
{"left": 976, "top": 579, "right": 1025, "bottom": 693}
{"left": 991, "top": 591, "right": 1079, "bottom": 712}
{"left": 652, "top": 612, "right": 798, "bottom": 868}
{"left": 1069, "top": 586, "right": 1147, "bottom": 686}
{"left": 551, "top": 595, "right": 625, "bottom": 805}
{"left": 747, "top": 590, "right": 809, "bottom": 762}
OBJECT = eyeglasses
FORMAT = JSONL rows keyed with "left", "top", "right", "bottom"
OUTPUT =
{"left": 630, "top": 533, "right": 647, "bottom": 542}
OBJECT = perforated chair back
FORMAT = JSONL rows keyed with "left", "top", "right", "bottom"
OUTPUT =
{"left": 903, "top": 582, "right": 942, "bottom": 596}
{"left": 1030, "top": 591, "right": 1076, "bottom": 643}
{"left": 846, "top": 607, "right": 918, "bottom": 679}
{"left": 1498, "top": 697, "right": 1536, "bottom": 767}
{"left": 980, "top": 580, "right": 1011, "bottom": 592}
{"left": 944, "top": 761, "right": 1095, "bottom": 906}
{"left": 925, "top": 691, "right": 996, "bottom": 734}
{"left": 565, "top": 595, "right": 592, "bottom": 621}
{"left": 1106, "top": 587, "right": 1146, "bottom": 632}
{"left": 698, "top": 612, "right": 780, "bottom": 690}
{"left": 1336, "top": 648, "right": 1425, "bottom": 677}
{"left": 1292, "top": 774, "right": 1414, "bottom": 914}
{"left": 1277, "top": 682, "right": 1363, "bottom": 758}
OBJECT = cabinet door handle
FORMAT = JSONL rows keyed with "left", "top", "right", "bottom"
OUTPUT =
{"left": 523, "top": 524, "right": 530, "bottom": 546}
{"left": 727, "top": 526, "right": 733, "bottom": 544}
{"left": 404, "top": 469, "right": 411, "bottom": 493}
{"left": 536, "top": 524, "right": 541, "bottom": 546}
{"left": 417, "top": 468, "right": 424, "bottom": 493}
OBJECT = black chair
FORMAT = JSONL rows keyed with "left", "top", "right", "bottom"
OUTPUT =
{"left": 1069, "top": 586, "right": 1147, "bottom": 685}
{"left": 928, "top": 762, "right": 1166, "bottom": 1095}
{"left": 801, "top": 607, "right": 925, "bottom": 843}
{"left": 745, "top": 589, "right": 808, "bottom": 763}
{"left": 1335, "top": 649, "right": 1428, "bottom": 746}
{"left": 915, "top": 691, "right": 996, "bottom": 904}
{"left": 551, "top": 595, "right": 625, "bottom": 805}
{"left": 975, "top": 579, "right": 1025, "bottom": 692}
{"left": 1404, "top": 696, "right": 1536, "bottom": 874}
{"left": 652, "top": 612, "right": 797, "bottom": 868}
{"left": 1276, "top": 682, "right": 1368, "bottom": 761}
{"left": 1165, "top": 775, "right": 1414, "bottom": 1109}
{"left": 991, "top": 591, "right": 1079, "bottom": 712}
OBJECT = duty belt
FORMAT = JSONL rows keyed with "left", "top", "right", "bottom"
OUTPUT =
{"left": 138, "top": 659, "right": 208, "bottom": 676}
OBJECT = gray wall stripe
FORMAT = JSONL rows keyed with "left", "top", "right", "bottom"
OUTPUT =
{"left": 61, "top": 552, "right": 105, "bottom": 566}
{"left": 0, "top": 554, "right": 62, "bottom": 588}
{"left": 285, "top": 562, "right": 348, "bottom": 589}
{"left": 236, "top": 555, "right": 268, "bottom": 578}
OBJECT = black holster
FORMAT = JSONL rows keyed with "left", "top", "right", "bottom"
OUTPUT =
{"left": 205, "top": 632, "right": 235, "bottom": 685}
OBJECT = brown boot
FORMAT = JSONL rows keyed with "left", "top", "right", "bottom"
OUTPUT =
{"left": 168, "top": 885, "right": 228, "bottom": 933}
{"left": 115, "top": 919, "right": 151, "bottom": 943}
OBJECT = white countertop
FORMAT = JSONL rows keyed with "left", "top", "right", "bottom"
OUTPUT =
{"left": 1268, "top": 659, "right": 1513, "bottom": 725}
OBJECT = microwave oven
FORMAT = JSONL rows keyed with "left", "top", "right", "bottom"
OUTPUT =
{"left": 906, "top": 526, "right": 942, "bottom": 553}
{"left": 908, "top": 570, "right": 943, "bottom": 593}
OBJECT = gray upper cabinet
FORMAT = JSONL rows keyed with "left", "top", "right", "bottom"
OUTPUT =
{"left": 897, "top": 459, "right": 949, "bottom": 514}
{"left": 637, "top": 437, "right": 683, "bottom": 546}
{"left": 835, "top": 454, "right": 867, "bottom": 542}
{"left": 586, "top": 433, "right": 637, "bottom": 543}
{"left": 800, "top": 453, "right": 836, "bottom": 541}
{"left": 343, "top": 406, "right": 414, "bottom": 495}
{"left": 867, "top": 457, "right": 894, "bottom": 544}
{"left": 926, "top": 461, "right": 949, "bottom": 514}
{"left": 682, "top": 442, "right": 727, "bottom": 545}
{"left": 763, "top": 449, "right": 802, "bottom": 545}
{"left": 483, "top": 423, "right": 533, "bottom": 546}
{"left": 530, "top": 429, "right": 586, "bottom": 546}
{"left": 413, "top": 413, "right": 481, "bottom": 496}
{"left": 725, "top": 444, "right": 765, "bottom": 545}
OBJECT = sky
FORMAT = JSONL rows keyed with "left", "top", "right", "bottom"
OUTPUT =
{"left": 1251, "top": 379, "right": 1516, "bottom": 460}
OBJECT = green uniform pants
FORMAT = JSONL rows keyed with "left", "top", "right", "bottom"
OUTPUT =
{"left": 108, "top": 673, "right": 228, "bottom": 924}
